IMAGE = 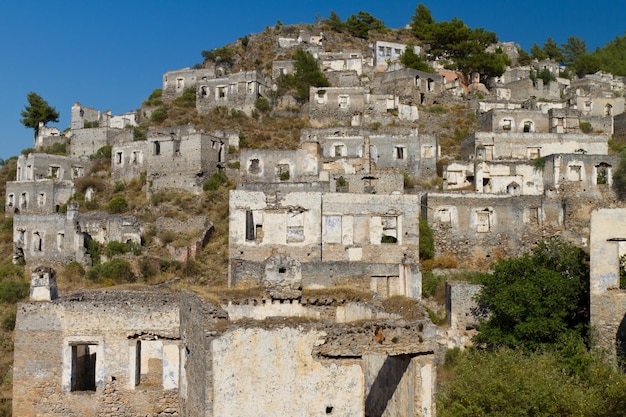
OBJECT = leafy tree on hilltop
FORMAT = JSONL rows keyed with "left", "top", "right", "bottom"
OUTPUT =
{"left": 410, "top": 3, "right": 434, "bottom": 40}
{"left": 20, "top": 92, "right": 59, "bottom": 138}
{"left": 543, "top": 36, "right": 565, "bottom": 62}
{"left": 516, "top": 47, "right": 532, "bottom": 66}
{"left": 530, "top": 42, "right": 548, "bottom": 60}
{"left": 561, "top": 36, "right": 588, "bottom": 65}
{"left": 474, "top": 237, "right": 589, "bottom": 352}
{"left": 587, "top": 34, "right": 626, "bottom": 76}
{"left": 325, "top": 11, "right": 346, "bottom": 33}
{"left": 345, "top": 11, "right": 386, "bottom": 39}
{"left": 409, "top": 5, "right": 505, "bottom": 80}
{"left": 399, "top": 43, "right": 431, "bottom": 72}
{"left": 278, "top": 49, "right": 329, "bottom": 102}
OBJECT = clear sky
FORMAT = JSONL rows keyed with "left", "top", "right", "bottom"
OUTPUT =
{"left": 0, "top": 0, "right": 623, "bottom": 160}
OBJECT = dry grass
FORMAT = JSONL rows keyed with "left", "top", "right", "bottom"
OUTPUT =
{"left": 421, "top": 253, "right": 460, "bottom": 271}
{"left": 380, "top": 295, "right": 428, "bottom": 321}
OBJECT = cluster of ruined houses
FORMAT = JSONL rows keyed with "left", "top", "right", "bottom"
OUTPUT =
{"left": 10, "top": 29, "right": 626, "bottom": 416}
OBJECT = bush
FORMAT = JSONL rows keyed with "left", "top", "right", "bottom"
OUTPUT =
{"left": 106, "top": 196, "right": 128, "bottom": 214}
{"left": 1, "top": 311, "right": 16, "bottom": 331}
{"left": 90, "top": 145, "right": 112, "bottom": 160}
{"left": 0, "top": 261, "right": 23, "bottom": 280}
{"left": 150, "top": 107, "right": 168, "bottom": 123}
{"left": 420, "top": 218, "right": 434, "bottom": 261}
{"left": 0, "top": 280, "right": 29, "bottom": 303}
{"left": 42, "top": 142, "right": 67, "bottom": 155}
{"left": 103, "top": 241, "right": 131, "bottom": 258}
{"left": 579, "top": 121, "right": 593, "bottom": 133}
{"left": 254, "top": 97, "right": 271, "bottom": 112}
{"left": 64, "top": 261, "right": 86, "bottom": 284}
{"left": 422, "top": 271, "right": 444, "bottom": 299}
{"left": 143, "top": 88, "right": 163, "bottom": 107}
{"left": 86, "top": 259, "right": 135, "bottom": 284}
{"left": 173, "top": 87, "right": 196, "bottom": 108}
{"left": 203, "top": 170, "right": 229, "bottom": 191}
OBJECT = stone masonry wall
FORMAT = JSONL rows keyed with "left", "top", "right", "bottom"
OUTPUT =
{"left": 13, "top": 291, "right": 180, "bottom": 417}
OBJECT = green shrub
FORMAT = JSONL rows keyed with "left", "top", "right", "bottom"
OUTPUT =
{"left": 0, "top": 218, "right": 13, "bottom": 233}
{"left": 425, "top": 105, "right": 448, "bottom": 114}
{"left": 143, "top": 88, "right": 163, "bottom": 107}
{"left": 0, "top": 280, "right": 29, "bottom": 303}
{"left": 580, "top": 121, "right": 593, "bottom": 133}
{"left": 203, "top": 170, "right": 229, "bottom": 191}
{"left": 419, "top": 218, "right": 435, "bottom": 260}
{"left": 86, "top": 259, "right": 135, "bottom": 284}
{"left": 279, "top": 171, "right": 290, "bottom": 181}
{"left": 86, "top": 238, "right": 102, "bottom": 266}
{"left": 104, "top": 241, "right": 129, "bottom": 258}
{"left": 422, "top": 271, "right": 444, "bottom": 298}
{"left": 1, "top": 311, "right": 16, "bottom": 331}
{"left": 254, "top": 97, "right": 271, "bottom": 113}
{"left": 106, "top": 196, "right": 128, "bottom": 214}
{"left": 227, "top": 161, "right": 240, "bottom": 169}
{"left": 43, "top": 142, "right": 67, "bottom": 155}
{"left": 150, "top": 107, "right": 168, "bottom": 123}
{"left": 173, "top": 87, "right": 196, "bottom": 108}
{"left": 0, "top": 261, "right": 23, "bottom": 280}
{"left": 90, "top": 145, "right": 112, "bottom": 160}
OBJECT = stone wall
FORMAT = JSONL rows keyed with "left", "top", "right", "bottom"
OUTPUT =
{"left": 462, "top": 131, "right": 609, "bottom": 160}
{"left": 423, "top": 193, "right": 564, "bottom": 265}
{"left": 13, "top": 291, "right": 180, "bottom": 417}
{"left": 589, "top": 209, "right": 626, "bottom": 360}
{"left": 6, "top": 180, "right": 74, "bottom": 216}
{"left": 70, "top": 128, "right": 134, "bottom": 158}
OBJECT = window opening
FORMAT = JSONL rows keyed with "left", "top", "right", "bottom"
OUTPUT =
{"left": 71, "top": 343, "right": 97, "bottom": 391}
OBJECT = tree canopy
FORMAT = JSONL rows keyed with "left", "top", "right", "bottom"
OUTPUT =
{"left": 399, "top": 43, "right": 431, "bottom": 72}
{"left": 409, "top": 5, "right": 506, "bottom": 80}
{"left": 277, "top": 49, "right": 330, "bottom": 102}
{"left": 20, "top": 92, "right": 59, "bottom": 137}
{"left": 474, "top": 237, "right": 589, "bottom": 351}
{"left": 344, "top": 11, "right": 386, "bottom": 39}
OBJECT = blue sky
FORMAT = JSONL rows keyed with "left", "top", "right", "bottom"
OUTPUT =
{"left": 0, "top": 0, "right": 623, "bottom": 161}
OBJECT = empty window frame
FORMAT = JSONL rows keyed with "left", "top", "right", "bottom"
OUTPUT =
{"left": 338, "top": 95, "right": 349, "bottom": 109}
{"left": 381, "top": 216, "right": 398, "bottom": 243}
{"left": 71, "top": 343, "right": 97, "bottom": 391}
{"left": 394, "top": 146, "right": 405, "bottom": 160}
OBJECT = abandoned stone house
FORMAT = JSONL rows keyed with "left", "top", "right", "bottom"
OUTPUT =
{"left": 422, "top": 192, "right": 564, "bottom": 263}
{"left": 229, "top": 190, "right": 422, "bottom": 299}
{"left": 589, "top": 208, "right": 626, "bottom": 364}
{"left": 196, "top": 70, "right": 270, "bottom": 116}
{"left": 373, "top": 41, "right": 421, "bottom": 72}
{"left": 374, "top": 68, "right": 446, "bottom": 106}
{"left": 5, "top": 153, "right": 90, "bottom": 216}
{"left": 318, "top": 51, "right": 365, "bottom": 76}
{"left": 12, "top": 203, "right": 141, "bottom": 267}
{"left": 69, "top": 103, "right": 135, "bottom": 158}
{"left": 309, "top": 86, "right": 419, "bottom": 127}
{"left": 461, "top": 130, "right": 609, "bottom": 161}
{"left": 111, "top": 140, "right": 149, "bottom": 182}
{"left": 162, "top": 67, "right": 216, "bottom": 100}
{"left": 34, "top": 122, "right": 64, "bottom": 150}
{"left": 14, "top": 269, "right": 438, "bottom": 417}
{"left": 145, "top": 126, "right": 228, "bottom": 195}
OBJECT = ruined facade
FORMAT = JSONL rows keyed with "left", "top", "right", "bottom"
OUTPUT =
{"left": 196, "top": 70, "right": 270, "bottom": 116}
{"left": 589, "top": 209, "right": 626, "bottom": 362}
{"left": 14, "top": 280, "right": 438, "bottom": 417}
{"left": 6, "top": 153, "right": 90, "bottom": 216}
{"left": 146, "top": 126, "right": 227, "bottom": 195}
{"left": 229, "top": 190, "right": 422, "bottom": 299}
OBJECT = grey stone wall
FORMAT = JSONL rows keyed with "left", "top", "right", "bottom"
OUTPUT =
{"left": 13, "top": 291, "right": 180, "bottom": 417}
{"left": 70, "top": 127, "right": 134, "bottom": 158}
{"left": 6, "top": 180, "right": 74, "bottom": 216}
{"left": 423, "top": 192, "right": 564, "bottom": 265}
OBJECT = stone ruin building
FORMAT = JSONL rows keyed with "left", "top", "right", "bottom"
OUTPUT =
{"left": 13, "top": 265, "right": 438, "bottom": 417}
